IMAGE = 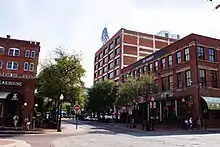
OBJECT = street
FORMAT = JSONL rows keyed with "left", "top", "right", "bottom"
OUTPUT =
{"left": 1, "top": 120, "right": 220, "bottom": 147}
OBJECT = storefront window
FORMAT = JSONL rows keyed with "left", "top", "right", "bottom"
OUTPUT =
{"left": 0, "top": 103, "right": 3, "bottom": 117}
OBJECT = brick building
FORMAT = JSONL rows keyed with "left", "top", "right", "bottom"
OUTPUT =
{"left": 121, "top": 33, "right": 220, "bottom": 128}
{"left": 94, "top": 28, "right": 177, "bottom": 83}
{"left": 0, "top": 35, "right": 40, "bottom": 126}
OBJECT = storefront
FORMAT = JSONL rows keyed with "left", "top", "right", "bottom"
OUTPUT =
{"left": 0, "top": 78, "right": 36, "bottom": 126}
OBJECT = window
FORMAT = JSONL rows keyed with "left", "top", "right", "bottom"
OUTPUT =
{"left": 185, "top": 70, "right": 191, "bottom": 87}
{"left": 168, "top": 55, "right": 172, "bottom": 67}
{"left": 162, "top": 77, "right": 166, "bottom": 92}
{"left": 143, "top": 66, "right": 147, "bottom": 73}
{"left": 103, "top": 66, "right": 108, "bottom": 73}
{"left": 99, "top": 52, "right": 103, "bottom": 59}
{"left": 138, "top": 68, "right": 142, "bottom": 75}
{"left": 31, "top": 51, "right": 36, "bottom": 58}
{"left": 8, "top": 48, "right": 20, "bottom": 56}
{"left": 109, "top": 42, "right": 114, "bottom": 50}
{"left": 94, "top": 72, "right": 97, "bottom": 78}
{"left": 211, "top": 71, "right": 217, "bottom": 88}
{"left": 115, "top": 37, "right": 120, "bottom": 45}
{"left": 23, "top": 62, "right": 29, "bottom": 71}
{"left": 29, "top": 63, "right": 34, "bottom": 71}
{"left": 177, "top": 73, "right": 183, "bottom": 89}
{"left": 115, "top": 58, "right": 120, "bottom": 66}
{"left": 108, "top": 71, "right": 114, "bottom": 79}
{"left": 95, "top": 64, "right": 98, "bottom": 70}
{"left": 168, "top": 75, "right": 173, "bottom": 90}
{"left": 115, "top": 47, "right": 120, "bottom": 55}
{"left": 108, "top": 62, "right": 114, "bottom": 69}
{"left": 198, "top": 46, "right": 204, "bottom": 60}
{"left": 149, "top": 64, "right": 153, "bottom": 72}
{"left": 95, "top": 56, "right": 98, "bottom": 62}
{"left": 0, "top": 103, "right": 3, "bottom": 117}
{"left": 6, "top": 61, "right": 18, "bottom": 70}
{"left": 0, "top": 47, "right": 4, "bottom": 55}
{"left": 109, "top": 52, "right": 114, "bottom": 60}
{"left": 161, "top": 58, "right": 166, "bottom": 69}
{"left": 104, "top": 56, "right": 108, "bottom": 63}
{"left": 0, "top": 61, "right": 2, "bottom": 69}
{"left": 209, "top": 48, "right": 215, "bottom": 62}
{"left": 154, "top": 61, "right": 158, "bottom": 71}
{"left": 98, "top": 69, "right": 102, "bottom": 76}
{"left": 99, "top": 60, "right": 103, "bottom": 67}
{"left": 103, "top": 75, "right": 107, "bottom": 80}
{"left": 115, "top": 68, "right": 120, "bottom": 76}
{"left": 176, "top": 51, "right": 181, "bottom": 64}
{"left": 184, "top": 47, "right": 190, "bottom": 61}
{"left": 25, "top": 50, "right": 30, "bottom": 57}
{"left": 199, "top": 69, "right": 206, "bottom": 86}
{"left": 104, "top": 48, "right": 108, "bottom": 54}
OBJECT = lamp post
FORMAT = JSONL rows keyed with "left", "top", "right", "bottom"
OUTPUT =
{"left": 33, "top": 103, "right": 38, "bottom": 130}
{"left": 57, "top": 94, "right": 64, "bottom": 132}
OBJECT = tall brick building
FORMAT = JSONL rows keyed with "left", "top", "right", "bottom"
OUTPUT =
{"left": 94, "top": 28, "right": 178, "bottom": 83}
{"left": 122, "top": 33, "right": 220, "bottom": 127}
{"left": 0, "top": 35, "right": 40, "bottom": 126}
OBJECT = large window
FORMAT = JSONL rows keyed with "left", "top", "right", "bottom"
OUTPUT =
{"left": 0, "top": 47, "right": 4, "bottom": 55}
{"left": 104, "top": 48, "right": 108, "bottom": 54}
{"left": 198, "top": 46, "right": 204, "bottom": 60}
{"left": 162, "top": 77, "right": 166, "bottom": 92}
{"left": 168, "top": 75, "right": 173, "bottom": 90}
{"left": 104, "top": 56, "right": 108, "bottom": 63}
{"left": 161, "top": 58, "right": 166, "bottom": 69}
{"left": 177, "top": 72, "right": 183, "bottom": 88}
{"left": 185, "top": 70, "right": 191, "bottom": 87}
{"left": 6, "top": 61, "right": 19, "bottom": 70}
{"left": 0, "top": 60, "right": 2, "bottom": 69}
{"left": 108, "top": 62, "right": 114, "bottom": 69}
{"left": 211, "top": 71, "right": 217, "bottom": 88}
{"left": 115, "top": 58, "right": 120, "bottom": 66}
{"left": 99, "top": 52, "right": 103, "bottom": 59}
{"left": 0, "top": 103, "right": 3, "bottom": 117}
{"left": 98, "top": 69, "right": 102, "bottom": 76}
{"left": 209, "top": 48, "right": 215, "bottom": 62}
{"left": 184, "top": 47, "right": 190, "bottom": 61}
{"left": 154, "top": 61, "right": 158, "bottom": 71}
{"left": 108, "top": 71, "right": 114, "bottom": 79}
{"left": 8, "top": 48, "right": 20, "bottom": 56}
{"left": 29, "top": 63, "right": 34, "bottom": 71}
{"left": 149, "top": 63, "right": 153, "bottom": 72}
{"left": 115, "top": 68, "right": 120, "bottom": 76}
{"left": 103, "top": 66, "right": 108, "bottom": 73}
{"left": 23, "top": 62, "right": 29, "bottom": 71}
{"left": 115, "top": 47, "right": 120, "bottom": 55}
{"left": 109, "top": 42, "right": 114, "bottom": 50}
{"left": 176, "top": 51, "right": 181, "bottom": 64}
{"left": 168, "top": 55, "right": 172, "bottom": 67}
{"left": 199, "top": 69, "right": 206, "bottom": 86}
{"left": 115, "top": 37, "right": 120, "bottom": 45}
{"left": 143, "top": 65, "right": 147, "bottom": 73}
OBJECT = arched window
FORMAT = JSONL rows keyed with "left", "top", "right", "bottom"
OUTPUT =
{"left": 8, "top": 48, "right": 20, "bottom": 56}
{"left": 6, "top": 61, "right": 19, "bottom": 70}
{"left": 29, "top": 63, "right": 34, "bottom": 71}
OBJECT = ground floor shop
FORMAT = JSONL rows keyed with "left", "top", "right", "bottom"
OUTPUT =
{"left": 0, "top": 77, "right": 36, "bottom": 126}
{"left": 119, "top": 87, "right": 220, "bottom": 129}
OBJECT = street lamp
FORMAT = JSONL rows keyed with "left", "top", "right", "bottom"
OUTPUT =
{"left": 57, "top": 94, "right": 64, "bottom": 132}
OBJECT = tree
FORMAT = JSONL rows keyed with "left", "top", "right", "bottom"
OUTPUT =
{"left": 87, "top": 80, "right": 117, "bottom": 119}
{"left": 37, "top": 48, "right": 86, "bottom": 112}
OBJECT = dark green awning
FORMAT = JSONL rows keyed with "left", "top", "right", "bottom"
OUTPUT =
{"left": 202, "top": 96, "right": 220, "bottom": 110}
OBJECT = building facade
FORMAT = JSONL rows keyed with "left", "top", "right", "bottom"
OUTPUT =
{"left": 0, "top": 35, "right": 40, "bottom": 126}
{"left": 94, "top": 28, "right": 177, "bottom": 83}
{"left": 121, "top": 33, "right": 220, "bottom": 128}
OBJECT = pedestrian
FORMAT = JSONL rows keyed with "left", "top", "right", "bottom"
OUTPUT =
{"left": 184, "top": 118, "right": 189, "bottom": 130}
{"left": 24, "top": 116, "right": 31, "bottom": 130}
{"left": 189, "top": 117, "right": 193, "bottom": 129}
{"left": 13, "top": 114, "right": 19, "bottom": 130}
{"left": 196, "top": 118, "right": 201, "bottom": 131}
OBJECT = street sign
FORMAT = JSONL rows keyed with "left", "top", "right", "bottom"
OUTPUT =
{"left": 74, "top": 104, "right": 80, "bottom": 111}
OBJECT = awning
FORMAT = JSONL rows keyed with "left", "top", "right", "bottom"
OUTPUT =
{"left": 0, "top": 92, "right": 10, "bottom": 99}
{"left": 202, "top": 96, "right": 220, "bottom": 110}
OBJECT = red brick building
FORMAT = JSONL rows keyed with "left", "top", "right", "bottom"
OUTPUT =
{"left": 94, "top": 28, "right": 177, "bottom": 83}
{"left": 0, "top": 35, "right": 40, "bottom": 126}
{"left": 122, "top": 33, "right": 220, "bottom": 128}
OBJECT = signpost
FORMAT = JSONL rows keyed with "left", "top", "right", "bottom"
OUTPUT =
{"left": 74, "top": 104, "right": 80, "bottom": 129}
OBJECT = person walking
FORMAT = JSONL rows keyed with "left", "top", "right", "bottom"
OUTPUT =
{"left": 13, "top": 114, "right": 19, "bottom": 130}
{"left": 196, "top": 118, "right": 201, "bottom": 131}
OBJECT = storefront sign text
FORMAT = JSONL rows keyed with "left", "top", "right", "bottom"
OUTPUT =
{"left": 0, "top": 80, "right": 23, "bottom": 87}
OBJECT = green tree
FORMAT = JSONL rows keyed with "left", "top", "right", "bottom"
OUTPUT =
{"left": 87, "top": 80, "right": 117, "bottom": 118}
{"left": 37, "top": 48, "right": 86, "bottom": 112}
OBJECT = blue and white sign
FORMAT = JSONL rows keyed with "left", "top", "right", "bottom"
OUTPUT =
{"left": 101, "top": 27, "right": 109, "bottom": 44}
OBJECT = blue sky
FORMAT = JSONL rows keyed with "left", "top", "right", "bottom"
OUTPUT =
{"left": 0, "top": 0, "right": 220, "bottom": 87}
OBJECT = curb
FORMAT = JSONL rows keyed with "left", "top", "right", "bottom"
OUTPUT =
{"left": 0, "top": 139, "right": 31, "bottom": 147}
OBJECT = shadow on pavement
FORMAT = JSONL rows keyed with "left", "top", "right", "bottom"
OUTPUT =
{"left": 63, "top": 119, "right": 220, "bottom": 137}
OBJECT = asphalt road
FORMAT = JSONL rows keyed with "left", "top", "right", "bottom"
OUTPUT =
{"left": 2, "top": 120, "right": 220, "bottom": 147}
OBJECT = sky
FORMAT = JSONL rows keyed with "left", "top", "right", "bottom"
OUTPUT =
{"left": 0, "top": 0, "right": 220, "bottom": 88}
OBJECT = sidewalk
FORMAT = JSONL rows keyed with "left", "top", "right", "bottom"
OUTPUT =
{"left": 0, "top": 139, "right": 30, "bottom": 147}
